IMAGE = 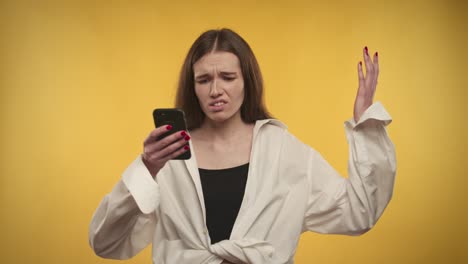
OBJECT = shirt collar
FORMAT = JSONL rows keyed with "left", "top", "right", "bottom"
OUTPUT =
{"left": 254, "top": 118, "right": 287, "bottom": 130}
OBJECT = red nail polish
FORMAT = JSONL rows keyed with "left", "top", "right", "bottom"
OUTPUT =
{"left": 184, "top": 135, "right": 191, "bottom": 141}
{"left": 359, "top": 61, "right": 362, "bottom": 66}
{"left": 166, "top": 125, "right": 172, "bottom": 130}
{"left": 375, "top": 52, "right": 378, "bottom": 57}
{"left": 181, "top": 131, "right": 187, "bottom": 137}
{"left": 184, "top": 145, "right": 190, "bottom": 150}
{"left": 364, "top": 46, "right": 368, "bottom": 55}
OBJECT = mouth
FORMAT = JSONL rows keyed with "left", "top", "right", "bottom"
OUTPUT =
{"left": 209, "top": 100, "right": 227, "bottom": 111}
{"left": 209, "top": 100, "right": 227, "bottom": 107}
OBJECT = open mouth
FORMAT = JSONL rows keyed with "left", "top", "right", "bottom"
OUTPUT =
{"left": 213, "top": 101, "right": 225, "bottom": 106}
{"left": 210, "top": 100, "right": 227, "bottom": 106}
{"left": 209, "top": 100, "right": 227, "bottom": 111}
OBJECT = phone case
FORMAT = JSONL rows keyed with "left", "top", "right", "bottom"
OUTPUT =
{"left": 153, "top": 108, "right": 191, "bottom": 160}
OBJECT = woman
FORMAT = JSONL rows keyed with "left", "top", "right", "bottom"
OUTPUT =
{"left": 89, "top": 28, "right": 396, "bottom": 264}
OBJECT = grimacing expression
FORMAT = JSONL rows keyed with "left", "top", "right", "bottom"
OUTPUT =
{"left": 193, "top": 51, "right": 245, "bottom": 124}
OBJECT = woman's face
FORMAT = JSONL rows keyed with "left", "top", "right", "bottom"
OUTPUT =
{"left": 193, "top": 51, "right": 245, "bottom": 124}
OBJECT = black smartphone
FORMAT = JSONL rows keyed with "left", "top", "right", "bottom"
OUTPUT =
{"left": 153, "top": 108, "right": 191, "bottom": 160}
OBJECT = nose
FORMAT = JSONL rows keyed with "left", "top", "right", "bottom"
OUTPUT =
{"left": 209, "top": 77, "right": 223, "bottom": 98}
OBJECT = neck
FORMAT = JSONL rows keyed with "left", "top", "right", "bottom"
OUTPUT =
{"left": 199, "top": 113, "right": 251, "bottom": 141}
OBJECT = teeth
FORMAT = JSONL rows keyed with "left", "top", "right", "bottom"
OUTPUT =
{"left": 214, "top": 102, "right": 224, "bottom": 106}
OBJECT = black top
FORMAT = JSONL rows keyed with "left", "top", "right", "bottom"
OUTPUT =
{"left": 199, "top": 163, "right": 249, "bottom": 244}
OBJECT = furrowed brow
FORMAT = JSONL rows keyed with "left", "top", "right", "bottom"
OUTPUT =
{"left": 195, "top": 73, "right": 210, "bottom": 80}
{"left": 220, "top": 71, "right": 237, "bottom": 76}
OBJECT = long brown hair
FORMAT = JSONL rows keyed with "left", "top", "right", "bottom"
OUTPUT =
{"left": 175, "top": 28, "right": 272, "bottom": 130}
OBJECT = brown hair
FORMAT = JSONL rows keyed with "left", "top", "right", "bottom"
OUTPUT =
{"left": 175, "top": 28, "right": 272, "bottom": 130}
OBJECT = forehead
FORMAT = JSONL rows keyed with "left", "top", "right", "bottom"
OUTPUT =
{"left": 193, "top": 51, "right": 241, "bottom": 73}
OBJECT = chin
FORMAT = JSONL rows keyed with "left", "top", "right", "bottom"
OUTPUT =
{"left": 206, "top": 113, "right": 230, "bottom": 123}
{"left": 205, "top": 111, "right": 238, "bottom": 124}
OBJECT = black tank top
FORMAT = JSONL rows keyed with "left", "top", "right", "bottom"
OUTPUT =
{"left": 198, "top": 163, "right": 249, "bottom": 244}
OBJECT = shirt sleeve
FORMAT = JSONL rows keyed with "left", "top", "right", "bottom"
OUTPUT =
{"left": 88, "top": 155, "right": 160, "bottom": 259}
{"left": 303, "top": 101, "right": 396, "bottom": 235}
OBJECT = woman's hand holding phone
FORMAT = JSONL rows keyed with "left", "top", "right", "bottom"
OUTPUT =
{"left": 142, "top": 125, "right": 191, "bottom": 178}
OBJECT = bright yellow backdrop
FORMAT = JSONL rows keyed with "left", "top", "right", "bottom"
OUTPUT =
{"left": 1, "top": 0, "right": 467, "bottom": 263}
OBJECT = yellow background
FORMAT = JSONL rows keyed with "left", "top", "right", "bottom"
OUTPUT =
{"left": 1, "top": 0, "right": 467, "bottom": 263}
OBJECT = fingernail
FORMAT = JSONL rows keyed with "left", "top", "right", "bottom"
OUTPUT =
{"left": 364, "top": 46, "right": 368, "bottom": 55}
{"left": 166, "top": 125, "right": 172, "bottom": 130}
{"left": 181, "top": 131, "right": 187, "bottom": 137}
{"left": 359, "top": 61, "right": 362, "bottom": 66}
{"left": 184, "top": 135, "right": 191, "bottom": 141}
{"left": 375, "top": 52, "right": 378, "bottom": 57}
{"left": 184, "top": 145, "right": 190, "bottom": 150}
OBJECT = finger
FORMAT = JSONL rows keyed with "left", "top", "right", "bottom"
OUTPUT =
{"left": 161, "top": 144, "right": 190, "bottom": 163}
{"left": 371, "top": 52, "right": 379, "bottom": 95}
{"left": 144, "top": 135, "right": 188, "bottom": 164}
{"left": 357, "top": 61, "right": 367, "bottom": 98}
{"left": 144, "top": 125, "right": 173, "bottom": 145}
{"left": 363, "top": 47, "right": 376, "bottom": 93}
{"left": 373, "top": 51, "right": 379, "bottom": 70}
{"left": 373, "top": 52, "right": 379, "bottom": 83}
{"left": 152, "top": 136, "right": 190, "bottom": 161}
{"left": 146, "top": 130, "right": 188, "bottom": 154}
{"left": 357, "top": 61, "right": 365, "bottom": 89}
{"left": 363, "top": 46, "right": 374, "bottom": 78}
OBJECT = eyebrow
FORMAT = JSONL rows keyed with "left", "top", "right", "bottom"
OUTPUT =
{"left": 195, "top": 71, "right": 238, "bottom": 80}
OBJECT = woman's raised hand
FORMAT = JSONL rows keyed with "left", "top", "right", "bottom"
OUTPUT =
{"left": 142, "top": 125, "right": 191, "bottom": 178}
{"left": 353, "top": 46, "right": 379, "bottom": 123}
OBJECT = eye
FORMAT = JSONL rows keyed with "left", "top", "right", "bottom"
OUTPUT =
{"left": 223, "top": 76, "right": 235, "bottom": 81}
{"left": 196, "top": 79, "right": 209, "bottom": 84}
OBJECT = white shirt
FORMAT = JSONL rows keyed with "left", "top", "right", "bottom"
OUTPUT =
{"left": 89, "top": 101, "right": 396, "bottom": 264}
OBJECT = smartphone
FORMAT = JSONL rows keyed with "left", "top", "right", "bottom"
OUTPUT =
{"left": 153, "top": 108, "right": 191, "bottom": 160}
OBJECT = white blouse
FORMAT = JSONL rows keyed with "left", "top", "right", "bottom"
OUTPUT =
{"left": 89, "top": 101, "right": 396, "bottom": 264}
